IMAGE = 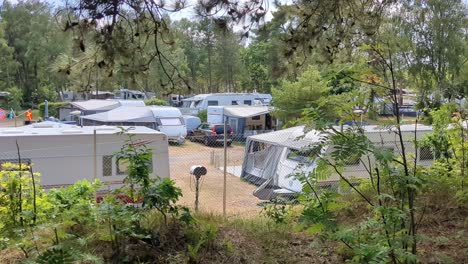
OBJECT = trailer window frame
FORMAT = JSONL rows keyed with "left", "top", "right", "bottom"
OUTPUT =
{"left": 102, "top": 155, "right": 113, "bottom": 176}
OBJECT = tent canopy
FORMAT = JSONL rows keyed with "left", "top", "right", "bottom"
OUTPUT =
{"left": 80, "top": 105, "right": 183, "bottom": 123}
{"left": 81, "top": 106, "right": 155, "bottom": 123}
{"left": 223, "top": 106, "right": 270, "bottom": 118}
{"left": 71, "top": 99, "right": 145, "bottom": 111}
{"left": 248, "top": 126, "right": 322, "bottom": 150}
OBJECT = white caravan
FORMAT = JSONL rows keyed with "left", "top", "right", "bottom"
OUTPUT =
{"left": 80, "top": 106, "right": 187, "bottom": 144}
{"left": 114, "top": 88, "right": 147, "bottom": 100}
{"left": 0, "top": 122, "right": 170, "bottom": 195}
{"left": 180, "top": 93, "right": 272, "bottom": 115}
{"left": 241, "top": 125, "right": 433, "bottom": 200}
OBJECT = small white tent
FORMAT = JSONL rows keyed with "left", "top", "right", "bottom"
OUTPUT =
{"left": 241, "top": 125, "right": 433, "bottom": 200}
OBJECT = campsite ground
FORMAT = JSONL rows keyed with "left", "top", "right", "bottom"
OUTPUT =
{"left": 168, "top": 141, "right": 262, "bottom": 216}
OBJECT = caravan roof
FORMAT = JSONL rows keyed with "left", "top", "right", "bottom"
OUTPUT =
{"left": 0, "top": 121, "right": 162, "bottom": 137}
{"left": 223, "top": 106, "right": 271, "bottom": 118}
{"left": 249, "top": 126, "right": 322, "bottom": 150}
{"left": 80, "top": 107, "right": 154, "bottom": 123}
{"left": 249, "top": 124, "right": 433, "bottom": 150}
{"left": 150, "top": 106, "right": 183, "bottom": 118}
{"left": 80, "top": 106, "right": 183, "bottom": 123}
{"left": 70, "top": 99, "right": 145, "bottom": 111}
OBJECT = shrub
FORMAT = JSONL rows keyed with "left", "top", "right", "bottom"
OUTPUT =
{"left": 144, "top": 98, "right": 167, "bottom": 106}
{"left": 38, "top": 102, "right": 68, "bottom": 118}
{"left": 4, "top": 87, "right": 23, "bottom": 110}
{"left": 197, "top": 110, "right": 207, "bottom": 122}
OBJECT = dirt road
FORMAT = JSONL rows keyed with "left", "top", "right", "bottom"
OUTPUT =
{"left": 169, "top": 141, "right": 262, "bottom": 216}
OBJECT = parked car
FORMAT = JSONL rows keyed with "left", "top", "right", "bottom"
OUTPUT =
{"left": 190, "top": 123, "right": 233, "bottom": 146}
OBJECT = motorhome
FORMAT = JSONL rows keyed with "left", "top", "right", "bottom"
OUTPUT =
{"left": 114, "top": 88, "right": 147, "bottom": 100}
{"left": 0, "top": 122, "right": 170, "bottom": 193}
{"left": 80, "top": 106, "right": 187, "bottom": 144}
{"left": 241, "top": 125, "right": 433, "bottom": 200}
{"left": 180, "top": 93, "right": 272, "bottom": 115}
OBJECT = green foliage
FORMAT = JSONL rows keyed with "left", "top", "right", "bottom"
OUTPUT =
{"left": 420, "top": 103, "right": 467, "bottom": 197}
{"left": 186, "top": 223, "right": 219, "bottom": 263}
{"left": 197, "top": 109, "right": 207, "bottom": 123}
{"left": 143, "top": 178, "right": 183, "bottom": 223}
{"left": 272, "top": 65, "right": 329, "bottom": 121}
{"left": 38, "top": 102, "right": 68, "bottom": 119}
{"left": 115, "top": 128, "right": 154, "bottom": 199}
{"left": 36, "top": 246, "right": 75, "bottom": 264}
{"left": 47, "top": 179, "right": 101, "bottom": 222}
{"left": 35, "top": 85, "right": 58, "bottom": 103}
{"left": 240, "top": 41, "right": 274, "bottom": 92}
{"left": 4, "top": 87, "right": 22, "bottom": 110}
{"left": 144, "top": 98, "right": 167, "bottom": 106}
{"left": 0, "top": 162, "right": 48, "bottom": 228}
{"left": 261, "top": 198, "right": 289, "bottom": 225}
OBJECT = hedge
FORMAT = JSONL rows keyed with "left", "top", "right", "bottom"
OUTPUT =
{"left": 144, "top": 98, "right": 168, "bottom": 106}
{"left": 38, "top": 101, "right": 69, "bottom": 118}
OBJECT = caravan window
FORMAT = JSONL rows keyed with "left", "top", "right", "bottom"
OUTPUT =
{"left": 102, "top": 156, "right": 113, "bottom": 176}
{"left": 249, "top": 141, "right": 267, "bottom": 153}
{"left": 207, "top": 100, "right": 218, "bottom": 106}
{"left": 160, "top": 118, "right": 182, "bottom": 126}
{"left": 287, "top": 149, "right": 313, "bottom": 163}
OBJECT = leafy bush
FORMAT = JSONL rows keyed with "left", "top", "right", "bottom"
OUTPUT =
{"left": 197, "top": 109, "right": 207, "bottom": 122}
{"left": 35, "top": 85, "right": 58, "bottom": 103}
{"left": 261, "top": 198, "right": 289, "bottom": 225}
{"left": 38, "top": 101, "right": 68, "bottom": 118}
{"left": 144, "top": 98, "right": 167, "bottom": 106}
{"left": 3, "top": 87, "right": 23, "bottom": 110}
{"left": 0, "top": 162, "right": 49, "bottom": 228}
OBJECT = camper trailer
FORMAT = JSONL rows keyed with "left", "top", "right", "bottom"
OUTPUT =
{"left": 207, "top": 106, "right": 276, "bottom": 136}
{"left": 114, "top": 88, "right": 147, "bottom": 100}
{"left": 59, "top": 99, "right": 146, "bottom": 121}
{"left": 180, "top": 93, "right": 272, "bottom": 115}
{"left": 0, "top": 122, "right": 170, "bottom": 192}
{"left": 241, "top": 125, "right": 433, "bottom": 200}
{"left": 80, "top": 106, "right": 187, "bottom": 144}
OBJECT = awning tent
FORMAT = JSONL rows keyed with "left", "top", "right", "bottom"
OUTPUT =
{"left": 81, "top": 106, "right": 155, "bottom": 123}
{"left": 70, "top": 99, "right": 145, "bottom": 112}
{"left": 223, "top": 106, "right": 270, "bottom": 118}
{"left": 241, "top": 126, "right": 322, "bottom": 200}
{"left": 248, "top": 126, "right": 322, "bottom": 150}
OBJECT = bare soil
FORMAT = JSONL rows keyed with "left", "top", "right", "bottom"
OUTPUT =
{"left": 169, "top": 141, "right": 262, "bottom": 216}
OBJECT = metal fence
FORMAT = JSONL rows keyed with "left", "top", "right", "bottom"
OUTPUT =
{"left": 0, "top": 126, "right": 435, "bottom": 217}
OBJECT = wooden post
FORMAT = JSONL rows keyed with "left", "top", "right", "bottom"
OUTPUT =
{"left": 195, "top": 175, "right": 200, "bottom": 212}
{"left": 223, "top": 118, "right": 227, "bottom": 217}
{"left": 93, "top": 129, "right": 97, "bottom": 180}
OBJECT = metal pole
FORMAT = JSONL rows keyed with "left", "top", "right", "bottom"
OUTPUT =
{"left": 195, "top": 176, "right": 200, "bottom": 212}
{"left": 223, "top": 118, "right": 227, "bottom": 217}
{"left": 93, "top": 129, "right": 97, "bottom": 180}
